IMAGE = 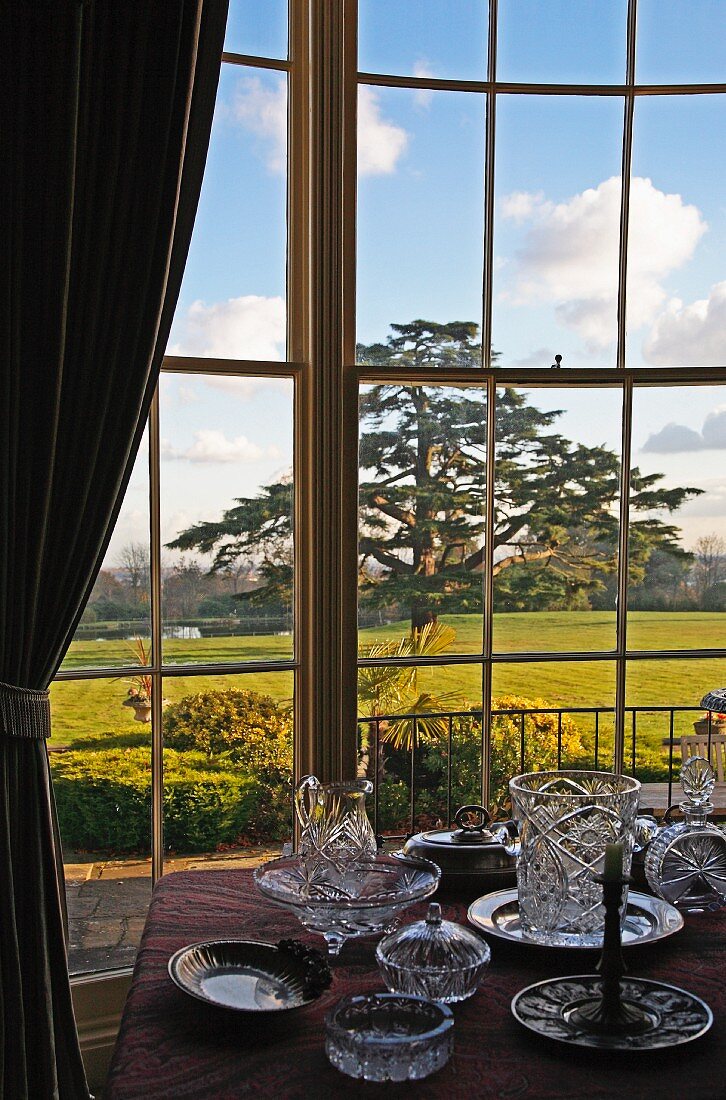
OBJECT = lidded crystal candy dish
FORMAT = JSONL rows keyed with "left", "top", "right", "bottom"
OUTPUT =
{"left": 376, "top": 901, "right": 490, "bottom": 1003}
{"left": 645, "top": 756, "right": 726, "bottom": 911}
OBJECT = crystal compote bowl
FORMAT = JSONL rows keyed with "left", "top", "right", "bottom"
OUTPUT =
{"left": 253, "top": 853, "right": 441, "bottom": 955}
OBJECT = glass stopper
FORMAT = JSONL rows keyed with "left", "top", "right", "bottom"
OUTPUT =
{"left": 680, "top": 756, "right": 715, "bottom": 806}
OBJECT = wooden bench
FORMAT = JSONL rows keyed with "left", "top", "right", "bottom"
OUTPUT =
{"left": 640, "top": 733, "right": 726, "bottom": 817}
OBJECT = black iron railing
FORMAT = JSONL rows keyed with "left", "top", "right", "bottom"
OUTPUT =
{"left": 357, "top": 704, "right": 709, "bottom": 838}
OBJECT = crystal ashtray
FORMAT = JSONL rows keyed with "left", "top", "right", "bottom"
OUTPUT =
{"left": 377, "top": 902, "right": 490, "bottom": 1003}
{"left": 253, "top": 853, "right": 440, "bottom": 955}
{"left": 325, "top": 993, "right": 454, "bottom": 1082}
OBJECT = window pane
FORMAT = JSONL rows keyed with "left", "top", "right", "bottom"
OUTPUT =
{"left": 497, "top": 0, "right": 627, "bottom": 85}
{"left": 636, "top": 0, "right": 726, "bottom": 84}
{"left": 169, "top": 65, "right": 287, "bottom": 361}
{"left": 492, "top": 95, "right": 623, "bottom": 369}
{"left": 625, "top": 658, "right": 726, "bottom": 805}
{"left": 357, "top": 662, "right": 482, "bottom": 836}
{"left": 628, "top": 385, "right": 726, "bottom": 649}
{"left": 224, "top": 0, "right": 288, "bottom": 60}
{"left": 493, "top": 387, "right": 622, "bottom": 652}
{"left": 162, "top": 671, "right": 294, "bottom": 870}
{"left": 51, "top": 678, "right": 152, "bottom": 974}
{"left": 160, "top": 374, "right": 293, "bottom": 663}
{"left": 358, "top": 0, "right": 487, "bottom": 81}
{"left": 62, "top": 431, "right": 150, "bottom": 671}
{"left": 627, "top": 96, "right": 726, "bottom": 368}
{"left": 356, "top": 88, "right": 485, "bottom": 353}
{"left": 358, "top": 385, "right": 486, "bottom": 654}
{"left": 491, "top": 661, "right": 617, "bottom": 795}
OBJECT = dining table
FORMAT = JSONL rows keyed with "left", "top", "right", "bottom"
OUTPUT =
{"left": 105, "top": 867, "right": 726, "bottom": 1099}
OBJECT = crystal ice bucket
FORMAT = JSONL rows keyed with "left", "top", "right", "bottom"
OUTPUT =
{"left": 508, "top": 770, "right": 640, "bottom": 946}
{"left": 294, "top": 774, "right": 377, "bottom": 872}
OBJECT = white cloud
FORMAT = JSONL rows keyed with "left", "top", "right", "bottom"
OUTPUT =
{"left": 162, "top": 429, "right": 281, "bottom": 465}
{"left": 229, "top": 74, "right": 287, "bottom": 173}
{"left": 702, "top": 407, "right": 726, "bottom": 447}
{"left": 500, "top": 190, "right": 545, "bottom": 224}
{"left": 499, "top": 176, "right": 706, "bottom": 349}
{"left": 644, "top": 281, "right": 726, "bottom": 366}
{"left": 507, "top": 346, "right": 557, "bottom": 370}
{"left": 169, "top": 295, "right": 286, "bottom": 361}
{"left": 178, "top": 385, "right": 199, "bottom": 405}
{"left": 642, "top": 406, "right": 726, "bottom": 453}
{"left": 204, "top": 376, "right": 291, "bottom": 399}
{"left": 641, "top": 422, "right": 706, "bottom": 453}
{"left": 358, "top": 86, "right": 408, "bottom": 175}
{"left": 226, "top": 76, "right": 408, "bottom": 177}
{"left": 412, "top": 60, "right": 434, "bottom": 109}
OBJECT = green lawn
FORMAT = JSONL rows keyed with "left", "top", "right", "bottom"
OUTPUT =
{"left": 51, "top": 611, "right": 726, "bottom": 756}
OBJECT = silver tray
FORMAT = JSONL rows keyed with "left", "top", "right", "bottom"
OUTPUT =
{"left": 468, "top": 889, "right": 683, "bottom": 948}
{"left": 512, "top": 975, "right": 712, "bottom": 1050}
{"left": 168, "top": 939, "right": 327, "bottom": 1013}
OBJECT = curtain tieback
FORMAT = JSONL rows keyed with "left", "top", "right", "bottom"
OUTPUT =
{"left": 0, "top": 681, "right": 51, "bottom": 740}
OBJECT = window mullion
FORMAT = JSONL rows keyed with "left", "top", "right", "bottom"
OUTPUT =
{"left": 148, "top": 390, "right": 164, "bottom": 882}
{"left": 613, "top": 0, "right": 638, "bottom": 774}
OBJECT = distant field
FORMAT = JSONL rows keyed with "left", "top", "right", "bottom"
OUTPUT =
{"left": 51, "top": 611, "right": 726, "bottom": 755}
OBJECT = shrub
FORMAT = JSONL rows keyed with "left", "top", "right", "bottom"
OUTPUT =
{"left": 51, "top": 747, "right": 291, "bottom": 853}
{"left": 371, "top": 695, "right": 587, "bottom": 833}
{"left": 162, "top": 689, "right": 292, "bottom": 777}
{"left": 163, "top": 689, "right": 293, "bottom": 836}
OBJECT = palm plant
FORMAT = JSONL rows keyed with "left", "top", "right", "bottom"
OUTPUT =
{"left": 357, "top": 622, "right": 463, "bottom": 768}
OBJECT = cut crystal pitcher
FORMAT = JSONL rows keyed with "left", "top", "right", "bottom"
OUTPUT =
{"left": 294, "top": 774, "right": 377, "bottom": 871}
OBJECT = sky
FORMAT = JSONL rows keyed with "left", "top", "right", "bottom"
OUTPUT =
{"left": 105, "top": 0, "right": 726, "bottom": 571}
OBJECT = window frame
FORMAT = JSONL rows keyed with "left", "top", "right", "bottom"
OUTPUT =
{"left": 57, "top": 0, "right": 726, "bottom": 990}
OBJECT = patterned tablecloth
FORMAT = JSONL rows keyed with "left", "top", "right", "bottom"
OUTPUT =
{"left": 105, "top": 869, "right": 725, "bottom": 1099}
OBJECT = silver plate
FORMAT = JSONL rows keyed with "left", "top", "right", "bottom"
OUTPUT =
{"left": 468, "top": 889, "right": 683, "bottom": 948}
{"left": 168, "top": 940, "right": 321, "bottom": 1013}
{"left": 512, "top": 975, "right": 712, "bottom": 1050}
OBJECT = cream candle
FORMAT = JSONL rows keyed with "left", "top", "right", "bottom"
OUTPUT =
{"left": 603, "top": 841, "right": 624, "bottom": 881}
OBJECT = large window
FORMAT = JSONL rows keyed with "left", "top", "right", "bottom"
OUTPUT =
{"left": 353, "top": 0, "right": 726, "bottom": 834}
{"left": 56, "top": 1, "right": 726, "bottom": 975}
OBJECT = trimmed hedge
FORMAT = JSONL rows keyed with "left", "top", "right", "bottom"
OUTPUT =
{"left": 51, "top": 748, "right": 291, "bottom": 853}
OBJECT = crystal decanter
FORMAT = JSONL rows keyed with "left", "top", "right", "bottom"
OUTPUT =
{"left": 644, "top": 756, "right": 726, "bottom": 911}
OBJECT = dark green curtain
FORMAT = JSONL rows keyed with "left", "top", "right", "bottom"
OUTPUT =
{"left": 0, "top": 2, "right": 228, "bottom": 1096}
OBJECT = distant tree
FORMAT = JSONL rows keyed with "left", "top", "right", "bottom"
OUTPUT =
{"left": 625, "top": 546, "right": 694, "bottom": 611}
{"left": 167, "top": 481, "right": 293, "bottom": 609}
{"left": 116, "top": 542, "right": 150, "bottom": 604}
{"left": 163, "top": 558, "right": 209, "bottom": 619}
{"left": 85, "top": 568, "right": 145, "bottom": 622}
{"left": 168, "top": 321, "right": 701, "bottom": 626}
{"left": 692, "top": 533, "right": 726, "bottom": 606}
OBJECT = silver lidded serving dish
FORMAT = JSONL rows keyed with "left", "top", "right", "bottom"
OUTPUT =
{"left": 253, "top": 852, "right": 440, "bottom": 955}
{"left": 325, "top": 993, "right": 454, "bottom": 1082}
{"left": 402, "top": 805, "right": 516, "bottom": 894}
{"left": 167, "top": 939, "right": 332, "bottom": 1013}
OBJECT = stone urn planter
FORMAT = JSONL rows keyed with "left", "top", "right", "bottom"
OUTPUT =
{"left": 123, "top": 695, "right": 152, "bottom": 723}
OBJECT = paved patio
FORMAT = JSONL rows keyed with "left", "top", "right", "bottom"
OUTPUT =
{"left": 65, "top": 845, "right": 284, "bottom": 974}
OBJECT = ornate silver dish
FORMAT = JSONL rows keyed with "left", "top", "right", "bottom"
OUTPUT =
{"left": 253, "top": 853, "right": 440, "bottom": 955}
{"left": 168, "top": 939, "right": 330, "bottom": 1012}
{"left": 468, "top": 888, "right": 683, "bottom": 948}
{"left": 512, "top": 975, "right": 712, "bottom": 1050}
